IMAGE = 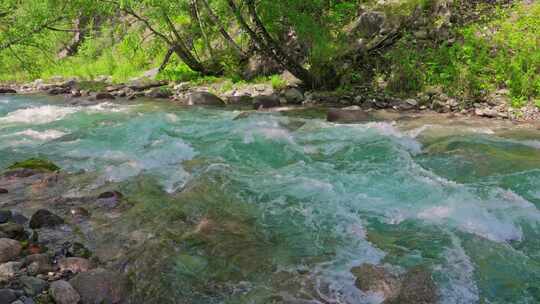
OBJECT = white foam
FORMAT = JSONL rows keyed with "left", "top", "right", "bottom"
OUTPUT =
{"left": 0, "top": 105, "right": 79, "bottom": 125}
{"left": 13, "top": 129, "right": 67, "bottom": 140}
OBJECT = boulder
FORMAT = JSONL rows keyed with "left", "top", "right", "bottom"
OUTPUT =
{"left": 19, "top": 275, "right": 48, "bottom": 296}
{"left": 0, "top": 289, "right": 17, "bottom": 303}
{"left": 0, "top": 210, "right": 11, "bottom": 223}
{"left": 253, "top": 95, "right": 281, "bottom": 109}
{"left": 50, "top": 280, "right": 81, "bottom": 304}
{"left": 327, "top": 108, "right": 370, "bottom": 123}
{"left": 95, "top": 92, "right": 115, "bottom": 100}
{"left": 128, "top": 79, "right": 167, "bottom": 91}
{"left": 0, "top": 222, "right": 26, "bottom": 240}
{"left": 351, "top": 11, "right": 387, "bottom": 38}
{"left": 70, "top": 268, "right": 128, "bottom": 304}
{"left": 0, "top": 261, "right": 22, "bottom": 282}
{"left": 0, "top": 88, "right": 17, "bottom": 94}
{"left": 59, "top": 257, "right": 92, "bottom": 273}
{"left": 0, "top": 238, "right": 21, "bottom": 262}
{"left": 29, "top": 209, "right": 65, "bottom": 229}
{"left": 282, "top": 87, "right": 304, "bottom": 104}
{"left": 227, "top": 95, "right": 253, "bottom": 105}
{"left": 24, "top": 254, "right": 52, "bottom": 275}
{"left": 187, "top": 92, "right": 225, "bottom": 106}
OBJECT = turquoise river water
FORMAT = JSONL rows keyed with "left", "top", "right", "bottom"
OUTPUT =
{"left": 1, "top": 94, "right": 540, "bottom": 303}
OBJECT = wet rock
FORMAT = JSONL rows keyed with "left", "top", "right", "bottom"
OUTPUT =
{"left": 387, "top": 267, "right": 438, "bottom": 304}
{"left": 19, "top": 275, "right": 48, "bottom": 296}
{"left": 50, "top": 280, "right": 81, "bottom": 304}
{"left": 0, "top": 222, "right": 26, "bottom": 240}
{"left": 351, "top": 264, "right": 400, "bottom": 299}
{"left": 95, "top": 92, "right": 115, "bottom": 100}
{"left": 0, "top": 88, "right": 17, "bottom": 94}
{"left": 187, "top": 92, "right": 225, "bottom": 106}
{"left": 0, "top": 261, "right": 22, "bottom": 282}
{"left": 0, "top": 188, "right": 7, "bottom": 194}
{"left": 69, "top": 207, "right": 90, "bottom": 220}
{"left": 7, "top": 158, "right": 60, "bottom": 172}
{"left": 98, "top": 191, "right": 123, "bottom": 200}
{"left": 0, "top": 238, "right": 22, "bottom": 262}
{"left": 11, "top": 213, "right": 28, "bottom": 226}
{"left": 29, "top": 209, "right": 65, "bottom": 229}
{"left": 70, "top": 268, "right": 128, "bottom": 304}
{"left": 59, "top": 257, "right": 92, "bottom": 274}
{"left": 48, "top": 87, "right": 70, "bottom": 95}
{"left": 253, "top": 95, "right": 281, "bottom": 109}
{"left": 327, "top": 108, "right": 370, "bottom": 123}
{"left": 0, "top": 288, "right": 17, "bottom": 303}
{"left": 0, "top": 210, "right": 12, "bottom": 224}
{"left": 282, "top": 87, "right": 304, "bottom": 104}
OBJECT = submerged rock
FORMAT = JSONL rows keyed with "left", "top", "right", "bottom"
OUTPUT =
{"left": 50, "top": 280, "right": 81, "bottom": 304}
{"left": 0, "top": 238, "right": 21, "bottom": 262}
{"left": 351, "top": 264, "right": 400, "bottom": 299}
{"left": 6, "top": 158, "right": 60, "bottom": 172}
{"left": 0, "top": 188, "right": 7, "bottom": 194}
{"left": 327, "top": 108, "right": 370, "bottom": 123}
{"left": 386, "top": 267, "right": 438, "bottom": 304}
{"left": 70, "top": 268, "right": 128, "bottom": 304}
{"left": 29, "top": 209, "right": 65, "bottom": 229}
{"left": 187, "top": 92, "right": 225, "bottom": 106}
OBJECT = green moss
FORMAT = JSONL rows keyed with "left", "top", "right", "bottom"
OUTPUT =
{"left": 7, "top": 158, "right": 60, "bottom": 172}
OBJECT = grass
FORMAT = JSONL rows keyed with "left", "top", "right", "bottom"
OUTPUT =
{"left": 385, "top": 2, "right": 540, "bottom": 106}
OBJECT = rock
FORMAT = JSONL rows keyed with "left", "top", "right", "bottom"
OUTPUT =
{"left": 50, "top": 280, "right": 81, "bottom": 304}
{"left": 187, "top": 92, "right": 225, "bottom": 106}
{"left": 29, "top": 209, "right": 65, "bottom": 229}
{"left": 386, "top": 267, "right": 438, "bottom": 304}
{"left": 327, "top": 108, "right": 370, "bottom": 123}
{"left": 145, "top": 87, "right": 172, "bottom": 99}
{"left": 253, "top": 95, "right": 281, "bottom": 109}
{"left": 25, "top": 254, "right": 52, "bottom": 275}
{"left": 19, "top": 276, "right": 47, "bottom": 296}
{"left": 0, "top": 222, "right": 26, "bottom": 240}
{"left": 70, "top": 268, "right": 128, "bottom": 304}
{"left": 0, "top": 188, "right": 8, "bottom": 194}
{"left": 0, "top": 210, "right": 11, "bottom": 224}
{"left": 59, "top": 257, "right": 92, "bottom": 273}
{"left": 47, "top": 87, "right": 70, "bottom": 95}
{"left": 95, "top": 92, "right": 115, "bottom": 100}
{"left": 128, "top": 79, "right": 167, "bottom": 91}
{"left": 65, "top": 242, "right": 92, "bottom": 259}
{"left": 69, "top": 207, "right": 90, "bottom": 219}
{"left": 0, "top": 238, "right": 21, "bottom": 262}
{"left": 352, "top": 11, "right": 386, "bottom": 38}
{"left": 475, "top": 108, "right": 498, "bottom": 118}
{"left": 282, "top": 87, "right": 304, "bottom": 104}
{"left": 7, "top": 158, "right": 60, "bottom": 172}
{"left": 227, "top": 95, "right": 253, "bottom": 105}
{"left": 0, "top": 289, "right": 17, "bottom": 303}
{"left": 0, "top": 88, "right": 17, "bottom": 94}
{"left": 351, "top": 264, "right": 400, "bottom": 299}
{"left": 0, "top": 261, "right": 22, "bottom": 282}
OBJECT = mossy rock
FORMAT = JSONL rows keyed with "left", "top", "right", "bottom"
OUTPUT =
{"left": 7, "top": 158, "right": 60, "bottom": 172}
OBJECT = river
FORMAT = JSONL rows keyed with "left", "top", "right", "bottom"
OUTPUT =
{"left": 1, "top": 94, "right": 539, "bottom": 303}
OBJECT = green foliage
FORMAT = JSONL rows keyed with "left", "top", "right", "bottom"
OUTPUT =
{"left": 385, "top": 2, "right": 540, "bottom": 105}
{"left": 270, "top": 75, "right": 287, "bottom": 91}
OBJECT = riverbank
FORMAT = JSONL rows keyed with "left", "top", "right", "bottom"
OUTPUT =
{"left": 1, "top": 75, "right": 540, "bottom": 123}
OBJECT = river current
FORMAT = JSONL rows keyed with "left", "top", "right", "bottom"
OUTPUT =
{"left": 1, "top": 94, "right": 539, "bottom": 303}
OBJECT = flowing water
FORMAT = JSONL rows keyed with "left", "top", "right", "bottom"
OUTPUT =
{"left": 1, "top": 94, "right": 540, "bottom": 303}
